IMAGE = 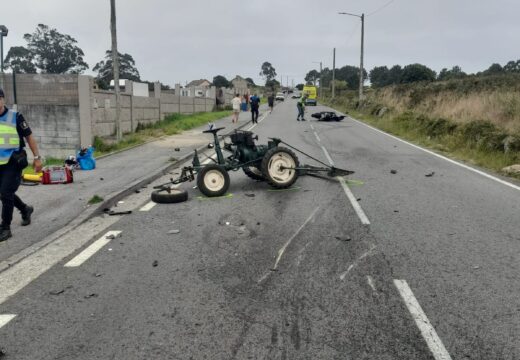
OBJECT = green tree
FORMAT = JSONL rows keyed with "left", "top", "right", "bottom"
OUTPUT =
{"left": 4, "top": 46, "right": 37, "bottom": 73}
{"left": 320, "top": 67, "right": 333, "bottom": 88}
{"left": 369, "top": 66, "right": 390, "bottom": 88}
{"left": 483, "top": 63, "right": 504, "bottom": 75}
{"left": 23, "top": 24, "right": 88, "bottom": 73}
{"left": 259, "top": 61, "right": 277, "bottom": 83}
{"left": 245, "top": 77, "right": 256, "bottom": 86}
{"left": 212, "top": 75, "right": 230, "bottom": 88}
{"left": 295, "top": 83, "right": 304, "bottom": 91}
{"left": 503, "top": 60, "right": 520, "bottom": 73}
{"left": 331, "top": 79, "right": 348, "bottom": 91}
{"left": 335, "top": 65, "right": 367, "bottom": 90}
{"left": 437, "top": 65, "right": 467, "bottom": 81}
{"left": 93, "top": 50, "right": 141, "bottom": 89}
{"left": 265, "top": 79, "right": 280, "bottom": 90}
{"left": 400, "top": 64, "right": 436, "bottom": 83}
{"left": 305, "top": 69, "right": 320, "bottom": 85}
{"left": 387, "top": 65, "right": 403, "bottom": 85}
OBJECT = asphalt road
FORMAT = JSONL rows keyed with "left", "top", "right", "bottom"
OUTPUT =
{"left": 0, "top": 97, "right": 519, "bottom": 359}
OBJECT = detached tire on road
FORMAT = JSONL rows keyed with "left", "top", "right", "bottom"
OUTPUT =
{"left": 151, "top": 188, "right": 188, "bottom": 204}
{"left": 261, "top": 147, "right": 299, "bottom": 189}
{"left": 197, "top": 164, "right": 230, "bottom": 197}
{"left": 243, "top": 166, "right": 265, "bottom": 181}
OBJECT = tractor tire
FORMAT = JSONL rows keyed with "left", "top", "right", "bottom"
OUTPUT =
{"left": 151, "top": 188, "right": 188, "bottom": 204}
{"left": 261, "top": 147, "right": 299, "bottom": 189}
{"left": 243, "top": 166, "right": 265, "bottom": 181}
{"left": 197, "top": 164, "right": 230, "bottom": 197}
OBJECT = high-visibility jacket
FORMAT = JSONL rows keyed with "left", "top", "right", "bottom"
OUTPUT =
{"left": 0, "top": 110, "right": 20, "bottom": 165}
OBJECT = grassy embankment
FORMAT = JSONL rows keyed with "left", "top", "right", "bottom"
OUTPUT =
{"left": 321, "top": 75, "right": 520, "bottom": 178}
{"left": 24, "top": 110, "right": 232, "bottom": 175}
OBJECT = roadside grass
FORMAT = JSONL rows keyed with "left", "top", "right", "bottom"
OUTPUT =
{"left": 88, "top": 195, "right": 104, "bottom": 204}
{"left": 322, "top": 97, "right": 520, "bottom": 179}
{"left": 93, "top": 110, "right": 232, "bottom": 157}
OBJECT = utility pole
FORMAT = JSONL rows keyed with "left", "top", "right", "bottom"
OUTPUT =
{"left": 0, "top": 26, "right": 8, "bottom": 74}
{"left": 332, "top": 48, "right": 336, "bottom": 99}
{"left": 110, "top": 0, "right": 122, "bottom": 141}
{"left": 319, "top": 61, "right": 322, "bottom": 98}
{"left": 338, "top": 11, "right": 365, "bottom": 103}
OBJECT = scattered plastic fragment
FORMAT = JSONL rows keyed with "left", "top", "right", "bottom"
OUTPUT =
{"left": 244, "top": 193, "right": 255, "bottom": 197}
{"left": 84, "top": 293, "right": 98, "bottom": 299}
{"left": 153, "top": 260, "right": 159, "bottom": 267}
{"left": 168, "top": 229, "right": 180, "bottom": 234}
{"left": 49, "top": 289, "right": 65, "bottom": 295}
{"left": 390, "top": 170, "right": 397, "bottom": 174}
{"left": 425, "top": 172, "right": 435, "bottom": 177}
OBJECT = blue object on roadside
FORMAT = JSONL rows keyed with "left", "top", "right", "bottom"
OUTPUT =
{"left": 77, "top": 146, "right": 96, "bottom": 170}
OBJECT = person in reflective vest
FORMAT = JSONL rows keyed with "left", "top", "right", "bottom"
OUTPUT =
{"left": 0, "top": 88, "right": 42, "bottom": 242}
{"left": 296, "top": 93, "right": 307, "bottom": 121}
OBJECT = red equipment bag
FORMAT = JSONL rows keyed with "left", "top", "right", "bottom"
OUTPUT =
{"left": 41, "top": 166, "right": 73, "bottom": 184}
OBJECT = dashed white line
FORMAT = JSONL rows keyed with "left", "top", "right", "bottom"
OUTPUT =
{"left": 320, "top": 145, "right": 335, "bottom": 166}
{"left": 64, "top": 231, "right": 122, "bottom": 267}
{"left": 394, "top": 279, "right": 453, "bottom": 360}
{"left": 314, "top": 131, "right": 321, "bottom": 142}
{"left": 0, "top": 314, "right": 16, "bottom": 329}
{"left": 310, "top": 124, "right": 315, "bottom": 130}
{"left": 348, "top": 116, "right": 520, "bottom": 192}
{"left": 139, "top": 201, "right": 156, "bottom": 212}
{"left": 337, "top": 177, "right": 370, "bottom": 225}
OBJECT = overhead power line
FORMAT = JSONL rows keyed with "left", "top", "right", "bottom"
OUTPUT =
{"left": 367, "top": 0, "right": 396, "bottom": 16}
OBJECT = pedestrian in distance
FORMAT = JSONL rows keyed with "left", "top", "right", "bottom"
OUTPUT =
{"left": 296, "top": 93, "right": 307, "bottom": 121}
{"left": 267, "top": 93, "right": 274, "bottom": 113}
{"left": 231, "top": 94, "right": 241, "bottom": 123}
{"left": 0, "top": 88, "right": 42, "bottom": 242}
{"left": 250, "top": 93, "right": 260, "bottom": 124}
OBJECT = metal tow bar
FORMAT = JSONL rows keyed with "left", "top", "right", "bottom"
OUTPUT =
{"left": 277, "top": 140, "right": 355, "bottom": 178}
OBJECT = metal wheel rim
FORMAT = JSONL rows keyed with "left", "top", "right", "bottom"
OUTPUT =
{"left": 204, "top": 170, "right": 226, "bottom": 192}
{"left": 268, "top": 153, "right": 296, "bottom": 183}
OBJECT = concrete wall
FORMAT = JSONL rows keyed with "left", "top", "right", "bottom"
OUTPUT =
{"left": 0, "top": 74, "right": 235, "bottom": 158}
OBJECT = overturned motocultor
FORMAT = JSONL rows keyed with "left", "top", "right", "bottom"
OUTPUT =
{"left": 153, "top": 127, "right": 354, "bottom": 201}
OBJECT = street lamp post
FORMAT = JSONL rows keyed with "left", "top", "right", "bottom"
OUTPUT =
{"left": 313, "top": 61, "right": 323, "bottom": 98}
{"left": 0, "top": 25, "right": 8, "bottom": 73}
{"left": 338, "top": 12, "right": 365, "bottom": 103}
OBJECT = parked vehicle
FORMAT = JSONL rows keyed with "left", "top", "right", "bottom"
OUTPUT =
{"left": 275, "top": 92, "right": 285, "bottom": 101}
{"left": 302, "top": 85, "right": 317, "bottom": 106}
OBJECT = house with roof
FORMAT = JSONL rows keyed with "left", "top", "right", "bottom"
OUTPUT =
{"left": 186, "top": 79, "right": 212, "bottom": 88}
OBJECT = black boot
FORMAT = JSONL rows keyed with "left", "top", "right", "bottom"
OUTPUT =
{"left": 21, "top": 205, "right": 34, "bottom": 226}
{"left": 0, "top": 226, "right": 12, "bottom": 242}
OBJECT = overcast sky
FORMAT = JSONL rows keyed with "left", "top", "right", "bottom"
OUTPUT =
{"left": 3, "top": 0, "right": 519, "bottom": 87}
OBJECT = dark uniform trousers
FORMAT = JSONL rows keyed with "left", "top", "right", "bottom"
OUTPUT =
{"left": 0, "top": 158, "right": 27, "bottom": 228}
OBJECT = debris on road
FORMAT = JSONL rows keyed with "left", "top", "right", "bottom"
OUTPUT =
{"left": 225, "top": 222, "right": 230, "bottom": 226}
{"left": 94, "top": 273, "right": 103, "bottom": 277}
{"left": 135, "top": 189, "right": 141, "bottom": 193}
{"left": 244, "top": 193, "right": 255, "bottom": 197}
{"left": 174, "top": 148, "right": 181, "bottom": 152}
{"left": 357, "top": 198, "right": 362, "bottom": 201}
{"left": 335, "top": 236, "right": 352, "bottom": 242}
{"left": 106, "top": 233, "right": 121, "bottom": 240}
{"left": 100, "top": 177, "right": 104, "bottom": 181}
{"left": 49, "top": 289, "right": 65, "bottom": 296}
{"left": 106, "top": 210, "right": 132, "bottom": 216}
{"left": 152, "top": 260, "right": 159, "bottom": 267}
{"left": 390, "top": 170, "right": 397, "bottom": 174}
{"left": 84, "top": 293, "right": 98, "bottom": 299}
{"left": 168, "top": 229, "right": 180, "bottom": 234}
{"left": 425, "top": 171, "right": 435, "bottom": 177}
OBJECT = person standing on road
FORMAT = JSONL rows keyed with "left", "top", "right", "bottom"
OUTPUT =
{"left": 296, "top": 94, "right": 307, "bottom": 121}
{"left": 0, "top": 89, "right": 42, "bottom": 242}
{"left": 250, "top": 93, "right": 260, "bottom": 124}
{"left": 231, "top": 94, "right": 241, "bottom": 124}
{"left": 267, "top": 93, "right": 274, "bottom": 113}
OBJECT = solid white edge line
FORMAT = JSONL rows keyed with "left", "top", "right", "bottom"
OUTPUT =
{"left": 348, "top": 116, "right": 520, "bottom": 192}
{"left": 64, "top": 231, "right": 122, "bottom": 267}
{"left": 139, "top": 201, "right": 156, "bottom": 212}
{"left": 0, "top": 314, "right": 16, "bottom": 329}
{"left": 337, "top": 177, "right": 370, "bottom": 225}
{"left": 394, "top": 279, "right": 453, "bottom": 360}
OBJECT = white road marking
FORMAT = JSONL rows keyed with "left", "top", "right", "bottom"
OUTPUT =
{"left": 139, "top": 201, "right": 156, "bottom": 212}
{"left": 320, "top": 145, "right": 335, "bottom": 166}
{"left": 247, "top": 112, "right": 268, "bottom": 131}
{"left": 64, "top": 231, "right": 122, "bottom": 267}
{"left": 367, "top": 275, "right": 377, "bottom": 292}
{"left": 394, "top": 279, "right": 453, "bottom": 360}
{"left": 310, "top": 124, "right": 315, "bottom": 130}
{"left": 0, "top": 216, "right": 121, "bottom": 306}
{"left": 257, "top": 207, "right": 320, "bottom": 283}
{"left": 339, "top": 244, "right": 376, "bottom": 280}
{"left": 337, "top": 177, "right": 370, "bottom": 225}
{"left": 348, "top": 116, "right": 520, "bottom": 192}
{"left": 0, "top": 314, "right": 16, "bottom": 329}
{"left": 314, "top": 131, "right": 321, "bottom": 142}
